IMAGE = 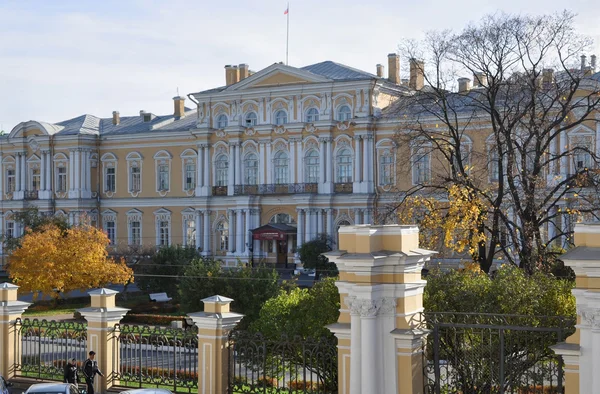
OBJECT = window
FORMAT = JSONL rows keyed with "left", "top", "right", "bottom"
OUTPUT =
{"left": 6, "top": 169, "right": 15, "bottom": 193}
{"left": 30, "top": 168, "right": 41, "bottom": 191}
{"left": 130, "top": 166, "right": 141, "bottom": 192}
{"left": 379, "top": 152, "right": 394, "bottom": 185}
{"left": 306, "top": 108, "right": 319, "bottom": 122}
{"left": 574, "top": 149, "right": 592, "bottom": 171}
{"left": 305, "top": 150, "right": 319, "bottom": 183}
{"left": 412, "top": 147, "right": 431, "bottom": 184}
{"left": 337, "top": 105, "right": 352, "bottom": 121}
{"left": 217, "top": 221, "right": 229, "bottom": 251}
{"left": 130, "top": 221, "right": 141, "bottom": 245}
{"left": 215, "top": 154, "right": 228, "bottom": 186}
{"left": 245, "top": 112, "right": 258, "bottom": 127}
{"left": 452, "top": 142, "right": 472, "bottom": 174}
{"left": 105, "top": 221, "right": 116, "bottom": 245}
{"left": 336, "top": 148, "right": 353, "bottom": 183}
{"left": 244, "top": 153, "right": 258, "bottom": 185}
{"left": 274, "top": 110, "right": 288, "bottom": 125}
{"left": 270, "top": 213, "right": 296, "bottom": 224}
{"left": 5, "top": 221, "right": 15, "bottom": 239}
{"left": 105, "top": 167, "right": 116, "bottom": 192}
{"left": 185, "top": 163, "right": 196, "bottom": 190}
{"left": 489, "top": 147, "right": 500, "bottom": 182}
{"left": 185, "top": 219, "right": 196, "bottom": 247}
{"left": 157, "top": 164, "right": 169, "bottom": 191}
{"left": 273, "top": 151, "right": 289, "bottom": 184}
{"left": 159, "top": 220, "right": 170, "bottom": 246}
{"left": 56, "top": 167, "right": 67, "bottom": 192}
{"left": 216, "top": 114, "right": 228, "bottom": 129}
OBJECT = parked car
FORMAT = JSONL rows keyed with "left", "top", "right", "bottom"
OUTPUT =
{"left": 120, "top": 390, "right": 173, "bottom": 394}
{"left": 0, "top": 376, "right": 13, "bottom": 394}
{"left": 25, "top": 383, "right": 84, "bottom": 394}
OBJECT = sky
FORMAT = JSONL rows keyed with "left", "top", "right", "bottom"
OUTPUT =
{"left": 1, "top": 0, "right": 599, "bottom": 131}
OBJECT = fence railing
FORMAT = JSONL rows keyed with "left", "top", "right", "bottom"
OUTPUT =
{"left": 112, "top": 324, "right": 198, "bottom": 394}
{"left": 234, "top": 183, "right": 318, "bottom": 196}
{"left": 228, "top": 331, "right": 337, "bottom": 394}
{"left": 423, "top": 312, "right": 575, "bottom": 394}
{"left": 14, "top": 318, "right": 88, "bottom": 380}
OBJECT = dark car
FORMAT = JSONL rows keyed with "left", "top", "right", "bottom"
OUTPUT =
{"left": 0, "top": 376, "right": 13, "bottom": 394}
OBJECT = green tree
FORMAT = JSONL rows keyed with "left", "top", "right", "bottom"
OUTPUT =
{"left": 297, "top": 234, "right": 337, "bottom": 280}
{"left": 136, "top": 245, "right": 199, "bottom": 301}
{"left": 179, "top": 259, "right": 279, "bottom": 328}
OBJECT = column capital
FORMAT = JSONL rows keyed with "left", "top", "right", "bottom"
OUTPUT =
{"left": 345, "top": 297, "right": 395, "bottom": 318}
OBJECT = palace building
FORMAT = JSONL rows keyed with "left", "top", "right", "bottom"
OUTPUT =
{"left": 1, "top": 54, "right": 599, "bottom": 267}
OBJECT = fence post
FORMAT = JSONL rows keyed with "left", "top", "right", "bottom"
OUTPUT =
{"left": 77, "top": 288, "right": 129, "bottom": 394}
{"left": 0, "top": 283, "right": 30, "bottom": 379}
{"left": 552, "top": 222, "right": 600, "bottom": 394}
{"left": 187, "top": 295, "right": 243, "bottom": 394}
{"left": 324, "top": 225, "right": 435, "bottom": 394}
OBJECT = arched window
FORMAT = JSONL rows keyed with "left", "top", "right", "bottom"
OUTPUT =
{"left": 488, "top": 146, "right": 500, "bottom": 182}
{"left": 412, "top": 145, "right": 431, "bottom": 185}
{"left": 273, "top": 151, "right": 289, "bottom": 184}
{"left": 305, "top": 108, "right": 319, "bottom": 122}
{"left": 305, "top": 150, "right": 319, "bottom": 183}
{"left": 215, "top": 154, "right": 228, "bottom": 186}
{"left": 336, "top": 148, "right": 352, "bottom": 183}
{"left": 245, "top": 112, "right": 258, "bottom": 127}
{"left": 217, "top": 221, "right": 229, "bottom": 251}
{"left": 270, "top": 213, "right": 296, "bottom": 225}
{"left": 379, "top": 151, "right": 394, "bottom": 185}
{"left": 337, "top": 105, "right": 352, "bottom": 121}
{"left": 274, "top": 110, "right": 288, "bottom": 125}
{"left": 216, "top": 114, "right": 228, "bottom": 129}
{"left": 244, "top": 153, "right": 258, "bottom": 185}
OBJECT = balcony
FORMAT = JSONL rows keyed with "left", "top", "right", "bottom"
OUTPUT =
{"left": 212, "top": 186, "right": 228, "bottom": 196}
{"left": 24, "top": 190, "right": 39, "bottom": 200}
{"left": 234, "top": 183, "right": 318, "bottom": 196}
{"left": 334, "top": 183, "right": 353, "bottom": 193}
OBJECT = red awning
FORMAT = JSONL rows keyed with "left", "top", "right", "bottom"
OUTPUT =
{"left": 252, "top": 224, "right": 296, "bottom": 241}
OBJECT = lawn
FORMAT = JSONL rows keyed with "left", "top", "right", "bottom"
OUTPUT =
{"left": 23, "top": 302, "right": 88, "bottom": 317}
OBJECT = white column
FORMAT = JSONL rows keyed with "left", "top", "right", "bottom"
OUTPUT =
{"left": 290, "top": 139, "right": 296, "bottom": 184}
{"left": 316, "top": 209, "right": 323, "bottom": 236}
{"left": 305, "top": 209, "right": 312, "bottom": 242}
{"left": 195, "top": 211, "right": 202, "bottom": 250}
{"left": 548, "top": 207, "right": 557, "bottom": 245}
{"left": 203, "top": 211, "right": 211, "bottom": 254}
{"left": 355, "top": 137, "right": 362, "bottom": 184}
{"left": 363, "top": 136, "right": 369, "bottom": 182}
{"left": 69, "top": 150, "right": 74, "bottom": 192}
{"left": 87, "top": 151, "right": 92, "bottom": 192}
{"left": 0, "top": 152, "right": 3, "bottom": 200}
{"left": 266, "top": 142, "right": 272, "bottom": 184}
{"left": 259, "top": 142, "right": 265, "bottom": 185}
{"left": 45, "top": 151, "right": 51, "bottom": 191}
{"left": 591, "top": 320, "right": 600, "bottom": 394}
{"left": 297, "top": 139, "right": 304, "bottom": 183}
{"left": 297, "top": 209, "right": 305, "bottom": 248}
{"left": 196, "top": 147, "right": 203, "bottom": 188}
{"left": 327, "top": 208, "right": 334, "bottom": 239}
{"left": 40, "top": 151, "right": 46, "bottom": 193}
{"left": 350, "top": 312, "right": 362, "bottom": 394}
{"left": 80, "top": 151, "right": 86, "bottom": 194}
{"left": 596, "top": 121, "right": 600, "bottom": 166}
{"left": 74, "top": 150, "right": 81, "bottom": 192}
{"left": 228, "top": 145, "right": 234, "bottom": 195}
{"left": 204, "top": 145, "right": 210, "bottom": 187}
{"left": 236, "top": 209, "right": 244, "bottom": 254}
{"left": 361, "top": 314, "right": 379, "bottom": 394}
{"left": 319, "top": 138, "right": 326, "bottom": 183}
{"left": 354, "top": 208, "right": 362, "bottom": 225}
{"left": 327, "top": 138, "right": 334, "bottom": 183}
{"left": 20, "top": 153, "right": 26, "bottom": 192}
{"left": 549, "top": 136, "right": 557, "bottom": 176}
{"left": 234, "top": 144, "right": 241, "bottom": 185}
{"left": 243, "top": 209, "right": 250, "bottom": 254}
{"left": 560, "top": 131, "right": 568, "bottom": 176}
{"left": 228, "top": 210, "right": 235, "bottom": 253}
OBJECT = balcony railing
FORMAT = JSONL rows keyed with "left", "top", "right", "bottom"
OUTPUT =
{"left": 24, "top": 190, "right": 39, "bottom": 200}
{"left": 234, "top": 183, "right": 318, "bottom": 196}
{"left": 334, "top": 183, "right": 353, "bottom": 193}
{"left": 212, "top": 186, "right": 228, "bottom": 196}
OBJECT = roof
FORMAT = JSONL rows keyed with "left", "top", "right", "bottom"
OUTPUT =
{"left": 301, "top": 61, "right": 378, "bottom": 81}
{"left": 252, "top": 223, "right": 298, "bottom": 233}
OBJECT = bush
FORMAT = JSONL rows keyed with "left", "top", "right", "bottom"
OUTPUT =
{"left": 288, "top": 380, "right": 323, "bottom": 390}
{"left": 255, "top": 377, "right": 277, "bottom": 388}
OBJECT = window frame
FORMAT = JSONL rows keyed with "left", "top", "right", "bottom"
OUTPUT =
{"left": 304, "top": 149, "right": 320, "bottom": 183}
{"left": 244, "top": 112, "right": 258, "bottom": 127}
{"left": 216, "top": 113, "right": 228, "bottom": 129}
{"left": 127, "top": 209, "right": 143, "bottom": 246}
{"left": 335, "top": 148, "right": 353, "bottom": 183}
{"left": 214, "top": 153, "right": 229, "bottom": 186}
{"left": 154, "top": 208, "right": 172, "bottom": 247}
{"left": 126, "top": 152, "right": 143, "bottom": 195}
{"left": 181, "top": 149, "right": 197, "bottom": 192}
{"left": 153, "top": 151, "right": 172, "bottom": 194}
{"left": 411, "top": 143, "right": 432, "bottom": 185}
{"left": 6, "top": 168, "right": 15, "bottom": 193}
{"left": 274, "top": 110, "right": 288, "bottom": 125}
{"left": 378, "top": 150, "right": 395, "bottom": 186}
{"left": 243, "top": 152, "right": 258, "bottom": 185}
{"left": 217, "top": 221, "right": 229, "bottom": 251}
{"left": 337, "top": 105, "right": 352, "bottom": 122}
{"left": 305, "top": 107, "right": 320, "bottom": 123}
{"left": 273, "top": 150, "right": 289, "bottom": 185}
{"left": 101, "top": 153, "right": 118, "bottom": 194}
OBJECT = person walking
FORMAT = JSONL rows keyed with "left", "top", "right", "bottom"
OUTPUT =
{"left": 63, "top": 358, "right": 79, "bottom": 384}
{"left": 82, "top": 351, "right": 103, "bottom": 394}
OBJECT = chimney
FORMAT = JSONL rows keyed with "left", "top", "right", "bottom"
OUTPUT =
{"left": 376, "top": 64, "right": 384, "bottom": 78}
{"left": 173, "top": 96, "right": 185, "bottom": 118}
{"left": 473, "top": 72, "right": 487, "bottom": 87}
{"left": 581, "top": 55, "right": 587, "bottom": 71}
{"left": 225, "top": 65, "right": 240, "bottom": 86}
{"left": 591, "top": 55, "right": 597, "bottom": 71}
{"left": 542, "top": 68, "right": 554, "bottom": 89}
{"left": 239, "top": 64, "right": 249, "bottom": 80}
{"left": 112, "top": 111, "right": 120, "bottom": 126}
{"left": 409, "top": 58, "right": 424, "bottom": 90}
{"left": 458, "top": 78, "right": 471, "bottom": 93}
{"left": 387, "top": 53, "right": 400, "bottom": 84}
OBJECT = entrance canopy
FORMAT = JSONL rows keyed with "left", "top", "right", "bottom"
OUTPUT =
{"left": 252, "top": 223, "right": 297, "bottom": 241}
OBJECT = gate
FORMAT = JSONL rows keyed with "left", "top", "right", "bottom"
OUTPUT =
{"left": 14, "top": 318, "right": 87, "bottom": 380}
{"left": 112, "top": 324, "right": 198, "bottom": 394}
{"left": 228, "top": 331, "right": 338, "bottom": 393}
{"left": 424, "top": 313, "right": 575, "bottom": 394}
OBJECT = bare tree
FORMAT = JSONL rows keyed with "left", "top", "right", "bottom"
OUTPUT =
{"left": 387, "top": 11, "right": 600, "bottom": 273}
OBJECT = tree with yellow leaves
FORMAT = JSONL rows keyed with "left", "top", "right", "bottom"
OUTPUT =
{"left": 8, "top": 223, "right": 133, "bottom": 300}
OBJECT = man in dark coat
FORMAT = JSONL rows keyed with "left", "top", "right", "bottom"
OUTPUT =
{"left": 82, "top": 351, "right": 103, "bottom": 394}
{"left": 63, "top": 358, "right": 79, "bottom": 384}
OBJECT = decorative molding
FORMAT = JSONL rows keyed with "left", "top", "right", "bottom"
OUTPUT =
{"left": 345, "top": 297, "right": 383, "bottom": 318}
{"left": 336, "top": 121, "right": 351, "bottom": 131}
{"left": 273, "top": 125, "right": 286, "bottom": 134}
{"left": 216, "top": 130, "right": 227, "bottom": 138}
{"left": 245, "top": 127, "right": 256, "bottom": 136}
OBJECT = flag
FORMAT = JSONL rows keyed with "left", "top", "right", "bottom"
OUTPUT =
{"left": 284, "top": 6, "right": 288, "bottom": 15}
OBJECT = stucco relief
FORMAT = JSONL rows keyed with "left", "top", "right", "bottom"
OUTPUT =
{"left": 336, "top": 121, "right": 352, "bottom": 131}
{"left": 216, "top": 130, "right": 227, "bottom": 138}
{"left": 581, "top": 308, "right": 600, "bottom": 328}
{"left": 304, "top": 123, "right": 317, "bottom": 133}
{"left": 245, "top": 128, "right": 256, "bottom": 136}
{"left": 345, "top": 297, "right": 397, "bottom": 318}
{"left": 273, "top": 125, "right": 286, "bottom": 134}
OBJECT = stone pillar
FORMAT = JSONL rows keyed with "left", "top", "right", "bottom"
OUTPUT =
{"left": 195, "top": 210, "right": 202, "bottom": 251}
{"left": 318, "top": 138, "right": 326, "bottom": 193}
{"left": 317, "top": 209, "right": 323, "bottom": 236}
{"left": 258, "top": 142, "right": 265, "bottom": 185}
{"left": 560, "top": 131, "right": 568, "bottom": 176}
{"left": 187, "top": 296, "right": 243, "bottom": 394}
{"left": 266, "top": 142, "right": 272, "bottom": 184}
{"left": 0, "top": 283, "right": 31, "bottom": 379}
{"left": 296, "top": 139, "right": 304, "bottom": 183}
{"left": 228, "top": 145, "right": 235, "bottom": 196}
{"left": 305, "top": 209, "right": 313, "bottom": 242}
{"left": 289, "top": 139, "right": 296, "bottom": 184}
{"left": 327, "top": 208, "right": 334, "bottom": 240}
{"left": 325, "top": 225, "right": 435, "bottom": 394}
{"left": 0, "top": 152, "right": 4, "bottom": 201}
{"left": 552, "top": 222, "right": 600, "bottom": 394}
{"left": 227, "top": 210, "right": 235, "bottom": 254}
{"left": 45, "top": 151, "right": 52, "bottom": 191}
{"left": 297, "top": 209, "right": 305, "bottom": 248}
{"left": 196, "top": 146, "right": 204, "bottom": 195}
{"left": 234, "top": 144, "right": 241, "bottom": 186}
{"left": 77, "top": 289, "right": 129, "bottom": 394}
{"left": 236, "top": 209, "right": 244, "bottom": 254}
{"left": 204, "top": 145, "right": 210, "bottom": 189}
{"left": 203, "top": 210, "right": 211, "bottom": 255}
{"left": 354, "top": 208, "right": 362, "bottom": 225}
{"left": 20, "top": 153, "right": 26, "bottom": 192}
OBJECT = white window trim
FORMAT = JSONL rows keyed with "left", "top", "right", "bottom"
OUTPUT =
{"left": 180, "top": 149, "right": 197, "bottom": 194}
{"left": 304, "top": 149, "right": 320, "bottom": 183}
{"left": 244, "top": 112, "right": 258, "bottom": 127}
{"left": 273, "top": 109, "right": 288, "bottom": 125}
{"left": 153, "top": 151, "right": 172, "bottom": 196}
{"left": 335, "top": 147, "right": 354, "bottom": 184}
{"left": 213, "top": 146, "right": 229, "bottom": 187}
{"left": 243, "top": 150, "right": 259, "bottom": 186}
{"left": 26, "top": 155, "right": 41, "bottom": 192}
{"left": 568, "top": 131, "right": 595, "bottom": 173}
{"left": 216, "top": 113, "right": 228, "bottom": 129}
{"left": 336, "top": 104, "right": 353, "bottom": 122}
{"left": 101, "top": 209, "right": 117, "bottom": 246}
{"left": 411, "top": 142, "right": 432, "bottom": 186}
{"left": 101, "top": 153, "right": 117, "bottom": 195}
{"left": 305, "top": 107, "right": 320, "bottom": 123}
{"left": 154, "top": 208, "right": 172, "bottom": 247}
{"left": 272, "top": 149, "right": 290, "bottom": 185}
{"left": 377, "top": 148, "right": 395, "bottom": 186}
{"left": 127, "top": 209, "right": 143, "bottom": 246}
{"left": 53, "top": 153, "right": 69, "bottom": 195}
{"left": 182, "top": 208, "right": 196, "bottom": 247}
{"left": 126, "top": 152, "right": 143, "bottom": 197}
{"left": 2, "top": 157, "right": 16, "bottom": 196}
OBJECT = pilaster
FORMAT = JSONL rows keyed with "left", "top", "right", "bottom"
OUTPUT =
{"left": 0, "top": 283, "right": 31, "bottom": 379}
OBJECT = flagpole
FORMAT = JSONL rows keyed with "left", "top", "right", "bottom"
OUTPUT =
{"left": 286, "top": 2, "right": 289, "bottom": 65}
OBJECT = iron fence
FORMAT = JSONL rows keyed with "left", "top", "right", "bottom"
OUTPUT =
{"left": 423, "top": 312, "right": 575, "bottom": 394}
{"left": 228, "top": 331, "right": 337, "bottom": 394}
{"left": 234, "top": 183, "right": 318, "bottom": 196}
{"left": 112, "top": 324, "right": 198, "bottom": 393}
{"left": 14, "top": 318, "right": 88, "bottom": 380}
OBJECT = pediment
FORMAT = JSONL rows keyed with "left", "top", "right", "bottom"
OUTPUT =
{"left": 225, "top": 63, "right": 330, "bottom": 91}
